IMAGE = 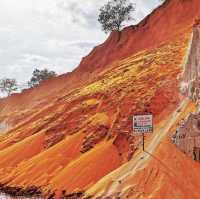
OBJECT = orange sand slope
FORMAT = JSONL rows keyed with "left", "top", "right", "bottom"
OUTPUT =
{"left": 50, "top": 140, "right": 121, "bottom": 192}
{"left": 0, "top": 0, "right": 200, "bottom": 198}
{"left": 86, "top": 100, "right": 199, "bottom": 199}
{"left": 0, "top": 33, "right": 193, "bottom": 196}
{"left": 0, "top": 132, "right": 84, "bottom": 187}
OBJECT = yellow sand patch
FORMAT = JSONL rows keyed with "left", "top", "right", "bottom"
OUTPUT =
{"left": 89, "top": 112, "right": 109, "bottom": 126}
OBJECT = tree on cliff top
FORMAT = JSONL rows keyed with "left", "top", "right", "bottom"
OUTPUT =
{"left": 98, "top": 0, "right": 135, "bottom": 33}
{"left": 28, "top": 68, "right": 57, "bottom": 88}
{"left": 0, "top": 78, "right": 18, "bottom": 96}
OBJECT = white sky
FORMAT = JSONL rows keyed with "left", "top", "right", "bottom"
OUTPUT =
{"left": 0, "top": 0, "right": 162, "bottom": 84}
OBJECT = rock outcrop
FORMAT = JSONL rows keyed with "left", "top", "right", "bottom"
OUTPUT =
{"left": 174, "top": 21, "right": 200, "bottom": 163}
{"left": 173, "top": 113, "right": 200, "bottom": 161}
{"left": 0, "top": 184, "right": 42, "bottom": 198}
{"left": 181, "top": 22, "right": 200, "bottom": 103}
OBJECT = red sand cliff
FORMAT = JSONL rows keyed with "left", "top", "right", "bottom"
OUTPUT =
{"left": 2, "top": 0, "right": 200, "bottom": 116}
{"left": 76, "top": 0, "right": 200, "bottom": 73}
{"left": 0, "top": 0, "right": 200, "bottom": 198}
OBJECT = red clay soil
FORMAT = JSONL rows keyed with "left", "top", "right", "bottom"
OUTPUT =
{"left": 0, "top": 132, "right": 45, "bottom": 169}
{"left": 85, "top": 101, "right": 200, "bottom": 199}
{"left": 49, "top": 140, "right": 121, "bottom": 193}
{"left": 113, "top": 140, "right": 200, "bottom": 199}
{"left": 0, "top": 0, "right": 200, "bottom": 198}
{"left": 0, "top": 132, "right": 85, "bottom": 187}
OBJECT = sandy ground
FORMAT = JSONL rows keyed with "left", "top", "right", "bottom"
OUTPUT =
{"left": 86, "top": 98, "right": 190, "bottom": 197}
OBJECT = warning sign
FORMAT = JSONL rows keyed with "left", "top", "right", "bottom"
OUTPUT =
{"left": 133, "top": 114, "right": 153, "bottom": 133}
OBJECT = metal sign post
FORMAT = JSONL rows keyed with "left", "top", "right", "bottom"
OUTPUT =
{"left": 133, "top": 114, "right": 153, "bottom": 151}
{"left": 142, "top": 133, "right": 145, "bottom": 151}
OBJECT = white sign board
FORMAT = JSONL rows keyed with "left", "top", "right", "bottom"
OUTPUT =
{"left": 133, "top": 114, "right": 153, "bottom": 133}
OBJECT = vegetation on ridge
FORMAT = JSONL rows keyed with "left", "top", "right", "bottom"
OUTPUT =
{"left": 98, "top": 0, "right": 135, "bottom": 33}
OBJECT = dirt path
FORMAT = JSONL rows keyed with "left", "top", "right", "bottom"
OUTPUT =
{"left": 86, "top": 98, "right": 191, "bottom": 197}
